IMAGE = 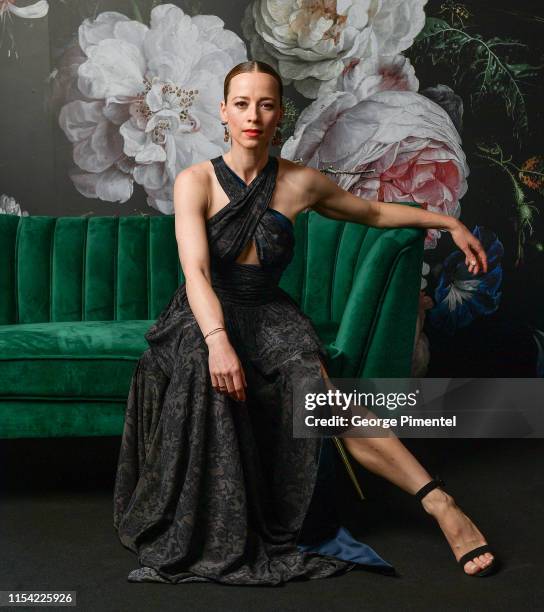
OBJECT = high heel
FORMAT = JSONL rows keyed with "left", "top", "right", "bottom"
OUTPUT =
{"left": 415, "top": 476, "right": 500, "bottom": 577}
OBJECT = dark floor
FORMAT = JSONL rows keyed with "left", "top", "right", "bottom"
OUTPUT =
{"left": 1, "top": 436, "right": 542, "bottom": 612}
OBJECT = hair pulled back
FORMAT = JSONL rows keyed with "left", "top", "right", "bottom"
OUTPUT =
{"left": 223, "top": 60, "right": 283, "bottom": 105}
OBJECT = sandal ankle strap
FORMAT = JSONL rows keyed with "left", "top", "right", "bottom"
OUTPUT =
{"left": 415, "top": 476, "right": 446, "bottom": 502}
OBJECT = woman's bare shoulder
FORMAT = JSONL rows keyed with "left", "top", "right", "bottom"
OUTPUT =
{"left": 175, "top": 159, "right": 213, "bottom": 188}
{"left": 278, "top": 156, "right": 321, "bottom": 182}
{"left": 172, "top": 160, "right": 213, "bottom": 215}
{"left": 277, "top": 156, "right": 321, "bottom": 206}
{"left": 277, "top": 155, "right": 310, "bottom": 173}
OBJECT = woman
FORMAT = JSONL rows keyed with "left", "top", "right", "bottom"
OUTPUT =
{"left": 113, "top": 60, "right": 498, "bottom": 584}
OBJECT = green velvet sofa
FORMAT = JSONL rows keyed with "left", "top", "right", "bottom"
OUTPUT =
{"left": 0, "top": 207, "right": 424, "bottom": 439}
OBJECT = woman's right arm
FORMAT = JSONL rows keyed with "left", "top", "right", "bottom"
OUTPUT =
{"left": 173, "top": 167, "right": 247, "bottom": 402}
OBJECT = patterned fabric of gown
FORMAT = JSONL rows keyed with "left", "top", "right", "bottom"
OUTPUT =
{"left": 112, "top": 154, "right": 395, "bottom": 585}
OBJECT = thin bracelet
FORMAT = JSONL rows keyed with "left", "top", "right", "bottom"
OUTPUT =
{"left": 203, "top": 326, "right": 226, "bottom": 341}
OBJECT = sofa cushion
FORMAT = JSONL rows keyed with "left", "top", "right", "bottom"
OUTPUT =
{"left": 0, "top": 320, "right": 154, "bottom": 399}
{"left": 0, "top": 400, "right": 126, "bottom": 438}
{"left": 0, "top": 318, "right": 345, "bottom": 399}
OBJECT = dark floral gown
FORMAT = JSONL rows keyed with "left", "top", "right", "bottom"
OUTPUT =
{"left": 112, "top": 154, "right": 395, "bottom": 585}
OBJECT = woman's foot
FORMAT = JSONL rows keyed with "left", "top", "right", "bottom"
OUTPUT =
{"left": 420, "top": 488, "right": 495, "bottom": 575}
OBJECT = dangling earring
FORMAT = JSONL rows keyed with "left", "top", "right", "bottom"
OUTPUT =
{"left": 272, "top": 124, "right": 283, "bottom": 146}
{"left": 222, "top": 121, "right": 230, "bottom": 142}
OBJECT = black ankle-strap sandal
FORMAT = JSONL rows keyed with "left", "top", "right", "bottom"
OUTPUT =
{"left": 415, "top": 476, "right": 446, "bottom": 502}
{"left": 414, "top": 476, "right": 500, "bottom": 577}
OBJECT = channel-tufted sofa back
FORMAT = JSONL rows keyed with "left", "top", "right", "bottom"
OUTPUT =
{"left": 0, "top": 208, "right": 424, "bottom": 336}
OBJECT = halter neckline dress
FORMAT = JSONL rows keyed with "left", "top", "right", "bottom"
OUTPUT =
{"left": 112, "top": 153, "right": 395, "bottom": 585}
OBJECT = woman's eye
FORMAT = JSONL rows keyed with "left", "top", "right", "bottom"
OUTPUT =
{"left": 235, "top": 102, "right": 274, "bottom": 109}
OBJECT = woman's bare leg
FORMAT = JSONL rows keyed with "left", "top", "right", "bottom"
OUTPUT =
{"left": 317, "top": 360, "right": 495, "bottom": 575}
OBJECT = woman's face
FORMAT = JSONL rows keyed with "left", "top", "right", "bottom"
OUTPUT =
{"left": 220, "top": 71, "right": 282, "bottom": 150}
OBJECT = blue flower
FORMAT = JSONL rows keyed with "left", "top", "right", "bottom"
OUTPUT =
{"left": 428, "top": 225, "right": 504, "bottom": 335}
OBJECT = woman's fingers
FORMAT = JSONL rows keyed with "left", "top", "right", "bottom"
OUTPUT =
{"left": 474, "top": 241, "right": 488, "bottom": 273}
{"left": 212, "top": 372, "right": 246, "bottom": 402}
{"left": 217, "top": 374, "right": 228, "bottom": 393}
{"left": 465, "top": 242, "right": 487, "bottom": 275}
{"left": 452, "top": 224, "right": 488, "bottom": 275}
{"left": 211, "top": 372, "right": 220, "bottom": 392}
{"left": 232, "top": 371, "right": 246, "bottom": 402}
{"left": 209, "top": 350, "right": 247, "bottom": 402}
{"left": 221, "top": 373, "right": 232, "bottom": 394}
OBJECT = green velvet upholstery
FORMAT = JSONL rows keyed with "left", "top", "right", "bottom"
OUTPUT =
{"left": 0, "top": 207, "right": 424, "bottom": 439}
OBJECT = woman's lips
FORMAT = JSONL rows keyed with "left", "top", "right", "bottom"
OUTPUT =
{"left": 244, "top": 130, "right": 262, "bottom": 137}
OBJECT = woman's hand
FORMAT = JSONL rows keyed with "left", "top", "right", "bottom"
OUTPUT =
{"left": 206, "top": 332, "right": 247, "bottom": 402}
{"left": 450, "top": 221, "right": 488, "bottom": 275}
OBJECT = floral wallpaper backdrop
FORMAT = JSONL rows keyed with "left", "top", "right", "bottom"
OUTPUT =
{"left": 0, "top": 0, "right": 543, "bottom": 378}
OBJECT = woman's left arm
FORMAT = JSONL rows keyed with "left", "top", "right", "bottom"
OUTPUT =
{"left": 307, "top": 166, "right": 488, "bottom": 276}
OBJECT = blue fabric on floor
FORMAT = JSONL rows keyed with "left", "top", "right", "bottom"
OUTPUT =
{"left": 298, "top": 525, "right": 394, "bottom": 569}
{"left": 297, "top": 438, "right": 395, "bottom": 572}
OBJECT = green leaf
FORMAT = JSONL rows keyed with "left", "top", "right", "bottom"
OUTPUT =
{"left": 411, "top": 17, "right": 543, "bottom": 146}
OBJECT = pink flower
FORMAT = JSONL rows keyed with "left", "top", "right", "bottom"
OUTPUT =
{"left": 282, "top": 89, "right": 468, "bottom": 250}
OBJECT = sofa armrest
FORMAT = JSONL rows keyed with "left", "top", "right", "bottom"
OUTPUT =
{"left": 329, "top": 224, "right": 424, "bottom": 378}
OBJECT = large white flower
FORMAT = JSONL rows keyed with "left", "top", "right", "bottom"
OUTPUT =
{"left": 242, "top": 0, "right": 427, "bottom": 98}
{"left": 282, "top": 89, "right": 468, "bottom": 250}
{"left": 55, "top": 14, "right": 138, "bottom": 204}
{"left": 57, "top": 5, "right": 246, "bottom": 212}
